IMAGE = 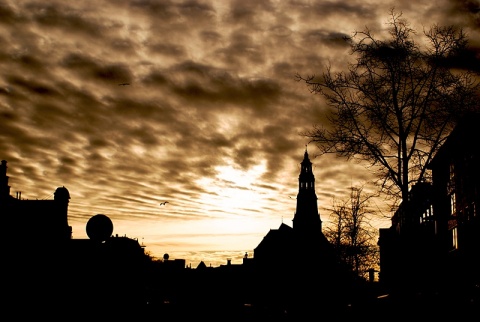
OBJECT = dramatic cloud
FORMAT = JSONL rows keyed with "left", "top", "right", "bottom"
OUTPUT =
{"left": 1, "top": 0, "right": 479, "bottom": 267}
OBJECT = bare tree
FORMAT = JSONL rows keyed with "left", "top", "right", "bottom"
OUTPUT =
{"left": 324, "top": 185, "right": 379, "bottom": 279}
{"left": 296, "top": 9, "right": 480, "bottom": 207}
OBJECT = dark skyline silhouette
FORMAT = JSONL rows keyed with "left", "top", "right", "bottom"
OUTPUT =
{"left": 2, "top": 2, "right": 480, "bottom": 319}
{"left": 3, "top": 115, "right": 480, "bottom": 318}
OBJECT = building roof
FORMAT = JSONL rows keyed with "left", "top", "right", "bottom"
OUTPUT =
{"left": 428, "top": 112, "right": 480, "bottom": 169}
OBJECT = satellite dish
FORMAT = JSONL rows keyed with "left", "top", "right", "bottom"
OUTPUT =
{"left": 86, "top": 214, "right": 113, "bottom": 242}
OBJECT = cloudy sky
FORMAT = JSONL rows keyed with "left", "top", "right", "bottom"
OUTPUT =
{"left": 1, "top": 0, "right": 479, "bottom": 267}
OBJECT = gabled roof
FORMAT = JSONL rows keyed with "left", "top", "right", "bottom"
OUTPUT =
{"left": 278, "top": 222, "right": 293, "bottom": 232}
{"left": 254, "top": 222, "right": 293, "bottom": 252}
{"left": 196, "top": 261, "right": 207, "bottom": 269}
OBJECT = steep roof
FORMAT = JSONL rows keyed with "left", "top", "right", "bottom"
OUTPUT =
{"left": 254, "top": 222, "right": 293, "bottom": 253}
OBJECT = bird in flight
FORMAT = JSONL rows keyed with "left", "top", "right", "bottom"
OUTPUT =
{"left": 159, "top": 201, "right": 169, "bottom": 206}
{"left": 118, "top": 83, "right": 130, "bottom": 86}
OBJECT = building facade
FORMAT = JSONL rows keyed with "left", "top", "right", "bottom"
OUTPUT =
{"left": 427, "top": 113, "right": 480, "bottom": 292}
{"left": 378, "top": 113, "right": 480, "bottom": 301}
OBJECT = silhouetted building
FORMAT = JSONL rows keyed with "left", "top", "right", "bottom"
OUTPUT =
{"left": 1, "top": 160, "right": 148, "bottom": 315}
{"left": 254, "top": 148, "right": 333, "bottom": 267}
{"left": 1, "top": 160, "right": 72, "bottom": 245}
{"left": 427, "top": 113, "right": 480, "bottom": 292}
{"left": 378, "top": 113, "right": 480, "bottom": 307}
{"left": 252, "top": 148, "right": 351, "bottom": 316}
{"left": 378, "top": 182, "right": 437, "bottom": 292}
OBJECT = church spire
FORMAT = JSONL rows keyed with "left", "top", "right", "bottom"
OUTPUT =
{"left": 292, "top": 147, "right": 322, "bottom": 233}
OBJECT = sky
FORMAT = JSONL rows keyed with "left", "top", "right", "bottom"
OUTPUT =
{"left": 1, "top": 0, "right": 479, "bottom": 268}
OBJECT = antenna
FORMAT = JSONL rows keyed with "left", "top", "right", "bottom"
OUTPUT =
{"left": 41, "top": 191, "right": 54, "bottom": 200}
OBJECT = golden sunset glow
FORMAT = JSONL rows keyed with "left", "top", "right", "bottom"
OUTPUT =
{"left": 1, "top": 0, "right": 478, "bottom": 268}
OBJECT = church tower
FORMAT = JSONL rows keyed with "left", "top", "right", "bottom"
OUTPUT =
{"left": 292, "top": 147, "right": 322, "bottom": 235}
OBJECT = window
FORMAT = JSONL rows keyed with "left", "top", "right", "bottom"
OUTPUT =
{"left": 450, "top": 193, "right": 456, "bottom": 216}
{"left": 421, "top": 204, "right": 433, "bottom": 223}
{"left": 447, "top": 163, "right": 455, "bottom": 194}
{"left": 452, "top": 227, "right": 458, "bottom": 250}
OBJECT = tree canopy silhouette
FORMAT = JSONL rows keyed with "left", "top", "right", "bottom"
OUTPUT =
{"left": 324, "top": 185, "right": 379, "bottom": 280}
{"left": 296, "top": 9, "right": 480, "bottom": 206}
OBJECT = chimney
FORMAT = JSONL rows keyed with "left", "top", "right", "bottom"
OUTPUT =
{"left": 0, "top": 160, "right": 10, "bottom": 199}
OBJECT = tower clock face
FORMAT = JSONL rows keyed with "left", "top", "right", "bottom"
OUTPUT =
{"left": 86, "top": 214, "right": 113, "bottom": 242}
